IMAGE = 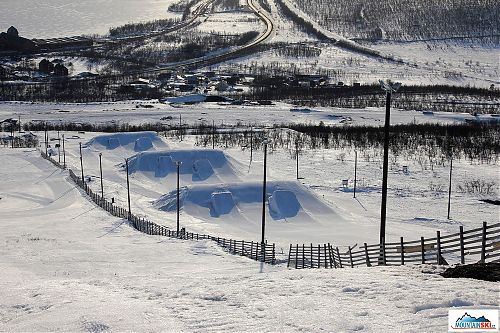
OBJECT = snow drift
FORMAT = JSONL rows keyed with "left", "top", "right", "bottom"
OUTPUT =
{"left": 85, "top": 132, "right": 166, "bottom": 152}
{"left": 127, "top": 149, "right": 242, "bottom": 182}
{"left": 153, "top": 181, "right": 336, "bottom": 221}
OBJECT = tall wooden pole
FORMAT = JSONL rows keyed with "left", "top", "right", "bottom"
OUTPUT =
{"left": 57, "top": 131, "right": 61, "bottom": 163}
{"left": 179, "top": 114, "right": 182, "bottom": 141}
{"left": 261, "top": 142, "right": 268, "bottom": 245}
{"left": 447, "top": 158, "right": 453, "bottom": 220}
{"left": 380, "top": 91, "right": 392, "bottom": 247}
{"left": 354, "top": 150, "right": 357, "bottom": 198}
{"left": 79, "top": 142, "right": 85, "bottom": 183}
{"left": 62, "top": 134, "right": 66, "bottom": 169}
{"left": 125, "top": 158, "right": 131, "bottom": 218}
{"left": 296, "top": 142, "right": 299, "bottom": 180}
{"left": 99, "top": 153, "right": 104, "bottom": 199}
{"left": 176, "top": 161, "right": 181, "bottom": 236}
{"left": 250, "top": 127, "right": 253, "bottom": 162}
{"left": 212, "top": 119, "right": 215, "bottom": 149}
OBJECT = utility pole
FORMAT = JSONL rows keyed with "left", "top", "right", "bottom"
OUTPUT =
{"left": 125, "top": 158, "right": 131, "bottom": 218}
{"left": 79, "top": 142, "right": 85, "bottom": 184}
{"left": 176, "top": 161, "right": 182, "bottom": 237}
{"left": 296, "top": 142, "right": 299, "bottom": 180}
{"left": 212, "top": 119, "right": 215, "bottom": 149}
{"left": 99, "top": 153, "right": 104, "bottom": 199}
{"left": 354, "top": 150, "right": 357, "bottom": 198}
{"left": 45, "top": 127, "right": 48, "bottom": 155}
{"left": 379, "top": 80, "right": 401, "bottom": 251}
{"left": 57, "top": 131, "right": 61, "bottom": 163}
{"left": 250, "top": 127, "right": 253, "bottom": 163}
{"left": 62, "top": 134, "right": 66, "bottom": 169}
{"left": 261, "top": 140, "right": 269, "bottom": 245}
{"left": 447, "top": 158, "right": 453, "bottom": 220}
{"left": 179, "top": 114, "right": 182, "bottom": 141}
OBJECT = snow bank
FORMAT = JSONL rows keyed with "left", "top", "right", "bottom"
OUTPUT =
{"left": 269, "top": 190, "right": 301, "bottom": 219}
{"left": 127, "top": 149, "right": 241, "bottom": 182}
{"left": 85, "top": 132, "right": 165, "bottom": 151}
{"left": 154, "top": 181, "right": 334, "bottom": 221}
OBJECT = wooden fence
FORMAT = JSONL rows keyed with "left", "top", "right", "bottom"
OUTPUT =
{"left": 212, "top": 238, "right": 276, "bottom": 264}
{"left": 288, "top": 223, "right": 500, "bottom": 269}
{"left": 41, "top": 150, "right": 276, "bottom": 264}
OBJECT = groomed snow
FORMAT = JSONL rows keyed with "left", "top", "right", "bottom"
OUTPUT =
{"left": 1, "top": 147, "right": 498, "bottom": 332}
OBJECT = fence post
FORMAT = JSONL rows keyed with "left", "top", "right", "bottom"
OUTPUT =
{"left": 328, "top": 243, "right": 336, "bottom": 268}
{"left": 262, "top": 243, "right": 266, "bottom": 263}
{"left": 272, "top": 244, "right": 275, "bottom": 265}
{"left": 421, "top": 237, "right": 425, "bottom": 264}
{"left": 481, "top": 222, "right": 487, "bottom": 264}
{"left": 348, "top": 246, "right": 354, "bottom": 268}
{"left": 323, "top": 244, "right": 327, "bottom": 268}
{"left": 310, "top": 243, "right": 313, "bottom": 268}
{"left": 295, "top": 244, "right": 299, "bottom": 269}
{"left": 459, "top": 226, "right": 465, "bottom": 264}
{"left": 336, "top": 247, "right": 343, "bottom": 268}
{"left": 400, "top": 237, "right": 405, "bottom": 265}
{"left": 317, "top": 245, "right": 321, "bottom": 268}
{"left": 364, "top": 243, "right": 371, "bottom": 267}
{"left": 302, "top": 244, "right": 305, "bottom": 268}
{"left": 251, "top": 241, "right": 254, "bottom": 260}
{"left": 437, "top": 231, "right": 442, "bottom": 265}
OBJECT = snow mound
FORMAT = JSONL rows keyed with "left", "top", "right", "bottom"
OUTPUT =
{"left": 134, "top": 137, "right": 153, "bottom": 151}
{"left": 85, "top": 132, "right": 165, "bottom": 151}
{"left": 154, "top": 181, "right": 334, "bottom": 222}
{"left": 127, "top": 149, "right": 241, "bottom": 182}
{"left": 269, "top": 190, "right": 301, "bottom": 219}
{"left": 211, "top": 191, "right": 236, "bottom": 217}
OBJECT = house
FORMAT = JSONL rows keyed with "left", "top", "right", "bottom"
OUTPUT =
{"left": 0, "top": 26, "right": 38, "bottom": 52}
{"left": 53, "top": 63, "right": 69, "bottom": 76}
{"left": 39, "top": 59, "right": 54, "bottom": 73}
{"left": 7, "top": 26, "right": 19, "bottom": 37}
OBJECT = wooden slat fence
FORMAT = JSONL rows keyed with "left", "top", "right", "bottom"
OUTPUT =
{"left": 41, "top": 150, "right": 276, "bottom": 264}
{"left": 212, "top": 237, "right": 276, "bottom": 264}
{"left": 288, "top": 223, "right": 500, "bottom": 269}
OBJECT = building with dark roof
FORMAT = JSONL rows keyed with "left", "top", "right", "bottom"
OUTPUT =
{"left": 0, "top": 26, "right": 38, "bottom": 52}
{"left": 7, "top": 26, "right": 19, "bottom": 37}
{"left": 53, "top": 63, "right": 69, "bottom": 76}
{"left": 39, "top": 59, "right": 54, "bottom": 73}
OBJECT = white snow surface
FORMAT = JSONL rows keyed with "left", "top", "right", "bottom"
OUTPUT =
{"left": 1, "top": 100, "right": 497, "bottom": 128}
{"left": 0, "top": 0, "right": 180, "bottom": 39}
{"left": 1, "top": 147, "right": 498, "bottom": 332}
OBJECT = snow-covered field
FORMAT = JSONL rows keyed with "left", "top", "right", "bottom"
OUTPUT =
{"left": 214, "top": 41, "right": 499, "bottom": 88}
{"left": 0, "top": 147, "right": 498, "bottom": 332}
{"left": 196, "top": 11, "right": 263, "bottom": 35}
{"left": 4, "top": 99, "right": 495, "bottom": 251}
{"left": 0, "top": 0, "right": 180, "bottom": 38}
{"left": 50, "top": 126, "right": 497, "bottom": 251}
{"left": 1, "top": 100, "right": 498, "bottom": 128}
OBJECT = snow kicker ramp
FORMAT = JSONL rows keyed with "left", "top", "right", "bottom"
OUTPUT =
{"left": 85, "top": 132, "right": 166, "bottom": 152}
{"left": 127, "top": 149, "right": 242, "bottom": 183}
{"left": 154, "top": 181, "right": 339, "bottom": 223}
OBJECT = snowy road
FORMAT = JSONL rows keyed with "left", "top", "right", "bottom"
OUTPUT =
{"left": 0, "top": 148, "right": 498, "bottom": 332}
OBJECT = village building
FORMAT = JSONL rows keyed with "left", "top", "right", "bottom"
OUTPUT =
{"left": 39, "top": 59, "right": 54, "bottom": 73}
{"left": 0, "top": 26, "right": 38, "bottom": 52}
{"left": 53, "top": 63, "right": 69, "bottom": 76}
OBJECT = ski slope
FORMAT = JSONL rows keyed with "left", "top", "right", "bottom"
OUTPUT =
{"left": 0, "top": 147, "right": 498, "bottom": 332}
